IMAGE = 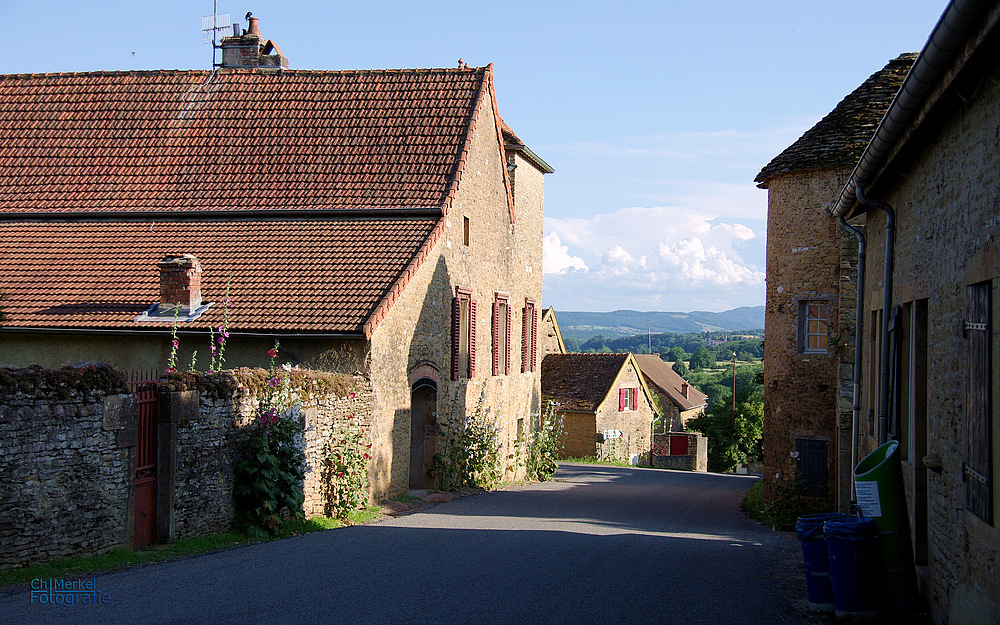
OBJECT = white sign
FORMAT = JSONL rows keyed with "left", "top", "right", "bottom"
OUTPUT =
{"left": 603, "top": 429, "right": 622, "bottom": 440}
{"left": 854, "top": 481, "right": 882, "bottom": 517}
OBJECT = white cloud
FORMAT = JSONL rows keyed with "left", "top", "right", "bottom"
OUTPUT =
{"left": 542, "top": 232, "right": 588, "bottom": 275}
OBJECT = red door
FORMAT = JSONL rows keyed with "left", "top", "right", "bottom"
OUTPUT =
{"left": 669, "top": 434, "right": 689, "bottom": 456}
{"left": 130, "top": 374, "right": 158, "bottom": 548}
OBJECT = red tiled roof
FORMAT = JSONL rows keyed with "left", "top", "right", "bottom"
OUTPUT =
{"left": 632, "top": 354, "right": 708, "bottom": 410}
{"left": 541, "top": 353, "right": 629, "bottom": 412}
{"left": 0, "top": 217, "right": 439, "bottom": 333}
{"left": 0, "top": 68, "right": 487, "bottom": 213}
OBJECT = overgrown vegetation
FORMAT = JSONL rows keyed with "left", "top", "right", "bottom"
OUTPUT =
{"left": 742, "top": 479, "right": 833, "bottom": 529}
{"left": 434, "top": 386, "right": 504, "bottom": 490}
{"left": 0, "top": 363, "right": 128, "bottom": 398}
{"left": 524, "top": 401, "right": 564, "bottom": 481}
{"left": 686, "top": 362, "right": 763, "bottom": 472}
{"left": 323, "top": 393, "right": 372, "bottom": 520}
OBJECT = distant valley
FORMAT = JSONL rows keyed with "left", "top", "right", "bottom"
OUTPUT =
{"left": 553, "top": 307, "right": 764, "bottom": 342}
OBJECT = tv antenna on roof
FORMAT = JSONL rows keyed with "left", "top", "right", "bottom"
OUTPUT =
{"left": 201, "top": 1, "right": 231, "bottom": 68}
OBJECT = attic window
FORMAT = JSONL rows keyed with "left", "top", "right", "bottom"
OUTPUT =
{"left": 619, "top": 387, "right": 638, "bottom": 411}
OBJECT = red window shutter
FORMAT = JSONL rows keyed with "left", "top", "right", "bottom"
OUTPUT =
{"left": 619, "top": 388, "right": 626, "bottom": 411}
{"left": 468, "top": 299, "right": 477, "bottom": 378}
{"left": 505, "top": 303, "right": 512, "bottom": 375}
{"left": 522, "top": 306, "right": 529, "bottom": 373}
{"left": 631, "top": 388, "right": 638, "bottom": 411}
{"left": 530, "top": 305, "right": 538, "bottom": 372}
{"left": 492, "top": 301, "right": 500, "bottom": 376}
{"left": 451, "top": 296, "right": 461, "bottom": 380}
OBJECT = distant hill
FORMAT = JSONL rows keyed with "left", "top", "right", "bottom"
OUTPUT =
{"left": 554, "top": 307, "right": 764, "bottom": 342}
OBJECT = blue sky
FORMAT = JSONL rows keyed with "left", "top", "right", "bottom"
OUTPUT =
{"left": 2, "top": 0, "right": 950, "bottom": 312}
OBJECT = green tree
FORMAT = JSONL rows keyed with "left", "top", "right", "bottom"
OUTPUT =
{"left": 671, "top": 359, "right": 688, "bottom": 376}
{"left": 689, "top": 346, "right": 716, "bottom": 371}
{"left": 667, "top": 346, "right": 686, "bottom": 362}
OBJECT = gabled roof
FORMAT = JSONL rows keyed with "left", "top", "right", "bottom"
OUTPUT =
{"left": 541, "top": 352, "right": 654, "bottom": 413}
{"left": 632, "top": 354, "right": 708, "bottom": 411}
{"left": 0, "top": 65, "right": 536, "bottom": 337}
{"left": 540, "top": 307, "right": 566, "bottom": 354}
{"left": 755, "top": 54, "right": 915, "bottom": 188}
{"left": 0, "top": 68, "right": 489, "bottom": 214}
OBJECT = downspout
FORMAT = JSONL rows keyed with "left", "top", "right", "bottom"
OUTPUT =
{"left": 836, "top": 214, "right": 865, "bottom": 502}
{"left": 855, "top": 185, "right": 894, "bottom": 445}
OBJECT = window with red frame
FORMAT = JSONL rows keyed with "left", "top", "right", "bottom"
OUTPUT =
{"left": 492, "top": 293, "right": 511, "bottom": 376}
{"left": 452, "top": 287, "right": 476, "bottom": 379}
{"left": 521, "top": 299, "right": 537, "bottom": 373}
{"left": 619, "top": 387, "right": 638, "bottom": 411}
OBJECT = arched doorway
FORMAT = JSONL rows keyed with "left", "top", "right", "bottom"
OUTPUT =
{"left": 409, "top": 377, "right": 437, "bottom": 488}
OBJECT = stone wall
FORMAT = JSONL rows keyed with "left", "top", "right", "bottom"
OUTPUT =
{"left": 594, "top": 364, "right": 654, "bottom": 463}
{"left": 651, "top": 433, "right": 708, "bottom": 472}
{"left": 0, "top": 365, "right": 133, "bottom": 569}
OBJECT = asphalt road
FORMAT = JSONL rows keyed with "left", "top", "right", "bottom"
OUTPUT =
{"left": 1, "top": 463, "right": 808, "bottom": 625}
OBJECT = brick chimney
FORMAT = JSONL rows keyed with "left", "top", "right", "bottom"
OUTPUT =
{"left": 157, "top": 254, "right": 202, "bottom": 315}
{"left": 220, "top": 16, "right": 289, "bottom": 69}
{"left": 680, "top": 383, "right": 689, "bottom": 399}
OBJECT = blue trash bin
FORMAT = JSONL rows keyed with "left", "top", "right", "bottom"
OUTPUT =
{"left": 825, "top": 516, "right": 880, "bottom": 620}
{"left": 795, "top": 512, "right": 845, "bottom": 612}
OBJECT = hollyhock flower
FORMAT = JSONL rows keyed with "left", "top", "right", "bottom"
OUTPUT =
{"left": 268, "top": 409, "right": 278, "bottom": 423}
{"left": 268, "top": 348, "right": 278, "bottom": 358}
{"left": 218, "top": 336, "right": 225, "bottom": 345}
{"left": 172, "top": 339, "right": 180, "bottom": 348}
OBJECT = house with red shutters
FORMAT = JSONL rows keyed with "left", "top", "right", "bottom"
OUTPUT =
{"left": 541, "top": 352, "right": 656, "bottom": 463}
{"left": 0, "top": 18, "right": 552, "bottom": 498}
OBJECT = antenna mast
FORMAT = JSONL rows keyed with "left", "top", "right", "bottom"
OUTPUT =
{"left": 201, "top": 1, "right": 231, "bottom": 68}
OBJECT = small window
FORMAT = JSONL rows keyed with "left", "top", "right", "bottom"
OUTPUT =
{"left": 451, "top": 287, "right": 476, "bottom": 380}
{"left": 795, "top": 438, "right": 828, "bottom": 498}
{"left": 522, "top": 299, "right": 537, "bottom": 373}
{"left": 799, "top": 301, "right": 831, "bottom": 353}
{"left": 619, "top": 387, "right": 638, "bottom": 411}
{"left": 463, "top": 216, "right": 471, "bottom": 247}
{"left": 493, "top": 293, "right": 511, "bottom": 376}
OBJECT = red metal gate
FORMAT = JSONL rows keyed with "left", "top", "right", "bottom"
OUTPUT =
{"left": 669, "top": 434, "right": 689, "bottom": 456}
{"left": 129, "top": 370, "right": 159, "bottom": 548}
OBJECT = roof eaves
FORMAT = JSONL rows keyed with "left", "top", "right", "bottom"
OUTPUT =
{"left": 833, "top": 0, "right": 1000, "bottom": 217}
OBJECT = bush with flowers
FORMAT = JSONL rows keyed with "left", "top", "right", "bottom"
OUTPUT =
{"left": 324, "top": 393, "right": 372, "bottom": 520}
{"left": 524, "top": 401, "right": 564, "bottom": 482}
{"left": 234, "top": 342, "right": 310, "bottom": 538}
{"left": 434, "top": 387, "right": 503, "bottom": 490}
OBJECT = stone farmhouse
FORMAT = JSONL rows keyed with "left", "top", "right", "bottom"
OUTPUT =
{"left": 541, "top": 352, "right": 655, "bottom": 462}
{"left": 755, "top": 54, "right": 914, "bottom": 509}
{"left": 538, "top": 307, "right": 567, "bottom": 357}
{"left": 0, "top": 18, "right": 552, "bottom": 499}
{"left": 632, "top": 354, "right": 707, "bottom": 431}
{"left": 764, "top": 0, "right": 1000, "bottom": 622}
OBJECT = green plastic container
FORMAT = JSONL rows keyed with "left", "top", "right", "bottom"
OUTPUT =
{"left": 853, "top": 440, "right": 917, "bottom": 611}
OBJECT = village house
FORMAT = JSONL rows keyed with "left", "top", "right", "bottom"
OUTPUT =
{"left": 828, "top": 1, "right": 1000, "bottom": 621}
{"left": 541, "top": 352, "right": 655, "bottom": 463}
{"left": 0, "top": 18, "right": 553, "bottom": 499}
{"left": 538, "top": 307, "right": 567, "bottom": 357}
{"left": 755, "top": 54, "right": 914, "bottom": 508}
{"left": 632, "top": 354, "right": 707, "bottom": 431}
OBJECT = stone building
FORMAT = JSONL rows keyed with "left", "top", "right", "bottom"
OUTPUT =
{"left": 538, "top": 307, "right": 567, "bottom": 357}
{"left": 541, "top": 353, "right": 655, "bottom": 463}
{"left": 633, "top": 354, "right": 707, "bottom": 431}
{"left": 0, "top": 20, "right": 552, "bottom": 499}
{"left": 755, "top": 54, "right": 914, "bottom": 508}
{"left": 830, "top": 1, "right": 1000, "bottom": 621}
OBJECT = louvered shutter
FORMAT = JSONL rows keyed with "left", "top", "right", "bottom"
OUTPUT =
{"left": 505, "top": 303, "right": 512, "bottom": 375}
{"left": 965, "top": 283, "right": 992, "bottom": 523}
{"left": 451, "top": 297, "right": 461, "bottom": 380}
{"left": 631, "top": 388, "right": 638, "bottom": 411}
{"left": 619, "top": 388, "right": 626, "bottom": 411}
{"left": 530, "top": 305, "right": 538, "bottom": 372}
{"left": 468, "top": 299, "right": 477, "bottom": 378}
{"left": 492, "top": 301, "right": 500, "bottom": 376}
{"left": 522, "top": 306, "right": 529, "bottom": 373}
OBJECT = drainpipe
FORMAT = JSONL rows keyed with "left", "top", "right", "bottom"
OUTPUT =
{"left": 837, "top": 214, "right": 865, "bottom": 502}
{"left": 855, "top": 185, "right": 894, "bottom": 445}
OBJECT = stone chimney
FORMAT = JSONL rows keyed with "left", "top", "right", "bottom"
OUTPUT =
{"left": 157, "top": 254, "right": 202, "bottom": 315}
{"left": 680, "top": 383, "right": 689, "bottom": 399}
{"left": 220, "top": 16, "right": 289, "bottom": 69}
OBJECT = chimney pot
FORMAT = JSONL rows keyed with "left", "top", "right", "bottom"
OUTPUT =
{"left": 247, "top": 16, "right": 261, "bottom": 36}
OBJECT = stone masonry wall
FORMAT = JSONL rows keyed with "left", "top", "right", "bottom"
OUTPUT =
{"left": 0, "top": 365, "right": 134, "bottom": 569}
{"left": 594, "top": 364, "right": 654, "bottom": 463}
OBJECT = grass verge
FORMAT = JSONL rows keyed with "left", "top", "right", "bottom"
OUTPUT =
{"left": 1, "top": 507, "right": 382, "bottom": 589}
{"left": 561, "top": 455, "right": 637, "bottom": 468}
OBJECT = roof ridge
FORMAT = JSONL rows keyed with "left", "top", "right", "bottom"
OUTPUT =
{"left": 0, "top": 66, "right": 490, "bottom": 80}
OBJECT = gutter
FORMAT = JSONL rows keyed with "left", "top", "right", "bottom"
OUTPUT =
{"left": 836, "top": 214, "right": 866, "bottom": 499}
{"left": 832, "top": 0, "right": 993, "bottom": 218}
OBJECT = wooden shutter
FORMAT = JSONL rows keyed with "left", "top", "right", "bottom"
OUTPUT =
{"left": 965, "top": 283, "right": 992, "bottom": 524}
{"left": 631, "top": 388, "right": 638, "bottom": 410}
{"left": 530, "top": 305, "right": 538, "bottom": 372}
{"left": 522, "top": 305, "right": 530, "bottom": 373}
{"left": 451, "top": 296, "right": 461, "bottom": 380}
{"left": 492, "top": 301, "right": 500, "bottom": 376}
{"left": 505, "top": 303, "right": 512, "bottom": 375}
{"left": 619, "top": 388, "right": 626, "bottom": 411}
{"left": 468, "top": 299, "right": 477, "bottom": 378}
{"left": 796, "top": 438, "right": 828, "bottom": 498}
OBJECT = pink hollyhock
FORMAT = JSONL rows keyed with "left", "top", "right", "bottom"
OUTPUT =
{"left": 268, "top": 348, "right": 278, "bottom": 358}
{"left": 268, "top": 409, "right": 278, "bottom": 423}
{"left": 172, "top": 339, "right": 180, "bottom": 348}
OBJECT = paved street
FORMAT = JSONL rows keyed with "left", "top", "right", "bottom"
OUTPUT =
{"left": 1, "top": 464, "right": 807, "bottom": 624}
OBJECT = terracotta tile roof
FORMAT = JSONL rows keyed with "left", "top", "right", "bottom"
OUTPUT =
{"left": 632, "top": 354, "right": 708, "bottom": 411}
{"left": 0, "top": 217, "right": 439, "bottom": 333}
{"left": 0, "top": 68, "right": 487, "bottom": 213}
{"left": 755, "top": 54, "right": 916, "bottom": 187}
{"left": 541, "top": 353, "right": 629, "bottom": 412}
